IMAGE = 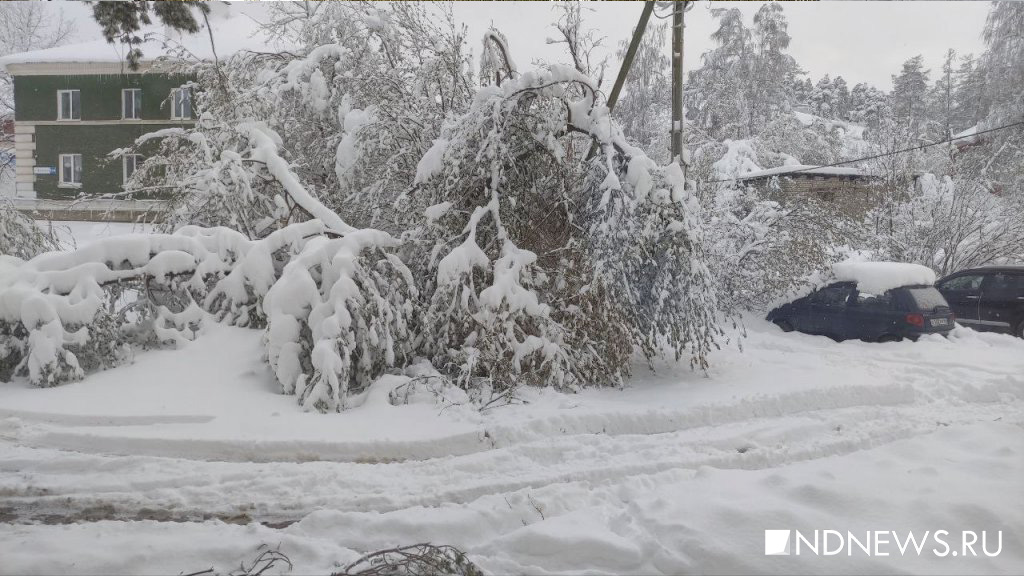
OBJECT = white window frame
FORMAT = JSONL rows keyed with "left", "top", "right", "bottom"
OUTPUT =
{"left": 59, "top": 154, "right": 83, "bottom": 188}
{"left": 170, "top": 87, "right": 192, "bottom": 120}
{"left": 57, "top": 89, "right": 80, "bottom": 121}
{"left": 122, "top": 154, "right": 143, "bottom": 184}
{"left": 122, "top": 88, "right": 142, "bottom": 120}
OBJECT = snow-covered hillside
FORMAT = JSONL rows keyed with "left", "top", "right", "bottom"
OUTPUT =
{"left": 1, "top": 315, "right": 1021, "bottom": 575}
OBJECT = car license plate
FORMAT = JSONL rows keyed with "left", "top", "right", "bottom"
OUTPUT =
{"left": 930, "top": 318, "right": 950, "bottom": 327}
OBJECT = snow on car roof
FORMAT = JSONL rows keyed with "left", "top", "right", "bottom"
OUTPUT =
{"left": 832, "top": 261, "right": 937, "bottom": 294}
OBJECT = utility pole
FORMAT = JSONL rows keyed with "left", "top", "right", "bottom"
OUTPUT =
{"left": 586, "top": 2, "right": 653, "bottom": 160}
{"left": 606, "top": 2, "right": 654, "bottom": 114}
{"left": 671, "top": 1, "right": 691, "bottom": 170}
{"left": 589, "top": 0, "right": 692, "bottom": 175}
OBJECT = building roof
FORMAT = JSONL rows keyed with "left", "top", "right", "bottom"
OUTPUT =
{"left": 951, "top": 125, "right": 983, "bottom": 150}
{"left": 952, "top": 125, "right": 979, "bottom": 141}
{"left": 0, "top": 12, "right": 278, "bottom": 72}
{"left": 736, "top": 164, "right": 875, "bottom": 181}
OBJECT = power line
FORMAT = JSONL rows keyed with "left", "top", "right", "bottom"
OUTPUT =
{"left": 702, "top": 118, "right": 1024, "bottom": 185}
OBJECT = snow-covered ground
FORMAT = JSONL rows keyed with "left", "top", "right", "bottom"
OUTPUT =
{"left": 1, "top": 313, "right": 1021, "bottom": 574}
{"left": 37, "top": 220, "right": 153, "bottom": 250}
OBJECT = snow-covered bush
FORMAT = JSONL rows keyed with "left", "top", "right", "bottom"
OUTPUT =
{"left": 123, "top": 122, "right": 285, "bottom": 238}
{"left": 689, "top": 138, "right": 860, "bottom": 314}
{"left": 699, "top": 178, "right": 861, "bottom": 315}
{"left": 263, "top": 229, "right": 417, "bottom": 412}
{"left": 0, "top": 228, "right": 242, "bottom": 386}
{"left": 868, "top": 173, "right": 1024, "bottom": 275}
{"left": 406, "top": 65, "right": 720, "bottom": 390}
{"left": 0, "top": 215, "right": 414, "bottom": 401}
{"left": 0, "top": 201, "right": 58, "bottom": 260}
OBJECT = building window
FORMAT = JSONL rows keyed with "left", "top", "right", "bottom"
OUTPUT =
{"left": 59, "top": 154, "right": 82, "bottom": 187}
{"left": 57, "top": 89, "right": 80, "bottom": 121}
{"left": 123, "top": 154, "right": 143, "bottom": 183}
{"left": 171, "top": 87, "right": 192, "bottom": 120}
{"left": 123, "top": 88, "right": 142, "bottom": 119}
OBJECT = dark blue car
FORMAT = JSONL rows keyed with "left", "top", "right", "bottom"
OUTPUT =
{"left": 767, "top": 282, "right": 955, "bottom": 342}
{"left": 936, "top": 266, "right": 1024, "bottom": 338}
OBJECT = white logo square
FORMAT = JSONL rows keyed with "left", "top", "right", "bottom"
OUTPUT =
{"left": 765, "top": 530, "right": 792, "bottom": 555}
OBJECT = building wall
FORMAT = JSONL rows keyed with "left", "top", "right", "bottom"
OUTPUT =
{"left": 13, "top": 73, "right": 194, "bottom": 122}
{"left": 32, "top": 123, "right": 180, "bottom": 200}
{"left": 12, "top": 71, "right": 195, "bottom": 200}
{"left": 754, "top": 176, "right": 879, "bottom": 218}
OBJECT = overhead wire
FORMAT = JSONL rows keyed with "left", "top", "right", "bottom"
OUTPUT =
{"left": 699, "top": 118, "right": 1024, "bottom": 185}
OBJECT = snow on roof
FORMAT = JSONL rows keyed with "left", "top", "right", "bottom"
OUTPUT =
{"left": 952, "top": 125, "right": 982, "bottom": 147}
{"left": 831, "top": 261, "right": 937, "bottom": 294}
{"left": 0, "top": 10, "right": 277, "bottom": 70}
{"left": 793, "top": 110, "right": 817, "bottom": 127}
{"left": 953, "top": 125, "right": 978, "bottom": 140}
{"left": 736, "top": 164, "right": 872, "bottom": 180}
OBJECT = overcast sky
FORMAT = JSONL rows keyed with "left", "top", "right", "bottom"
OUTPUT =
{"left": 50, "top": 1, "right": 991, "bottom": 91}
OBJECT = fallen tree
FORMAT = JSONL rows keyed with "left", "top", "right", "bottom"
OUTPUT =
{"left": 1, "top": 10, "right": 723, "bottom": 411}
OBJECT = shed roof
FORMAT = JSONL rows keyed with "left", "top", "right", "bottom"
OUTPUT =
{"left": 736, "top": 164, "right": 875, "bottom": 181}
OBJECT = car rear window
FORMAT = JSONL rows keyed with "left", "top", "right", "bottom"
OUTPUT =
{"left": 903, "top": 287, "right": 949, "bottom": 311}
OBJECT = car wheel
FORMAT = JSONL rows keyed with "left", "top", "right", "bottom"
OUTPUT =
{"left": 877, "top": 334, "right": 902, "bottom": 343}
{"left": 774, "top": 319, "right": 794, "bottom": 333}
{"left": 1015, "top": 320, "right": 1024, "bottom": 339}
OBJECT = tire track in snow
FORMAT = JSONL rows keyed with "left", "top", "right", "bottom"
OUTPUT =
{"left": 6, "top": 381, "right": 924, "bottom": 463}
{"left": 8, "top": 372, "right": 1020, "bottom": 465}
{"left": 2, "top": 397, "right": 1018, "bottom": 526}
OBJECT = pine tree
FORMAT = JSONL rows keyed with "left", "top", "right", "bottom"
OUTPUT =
{"left": 748, "top": 3, "right": 799, "bottom": 133}
{"left": 930, "top": 49, "right": 957, "bottom": 139}
{"left": 831, "top": 76, "right": 850, "bottom": 120}
{"left": 91, "top": 0, "right": 210, "bottom": 69}
{"left": 810, "top": 75, "right": 833, "bottom": 117}
{"left": 891, "top": 55, "right": 930, "bottom": 135}
{"left": 688, "top": 8, "right": 752, "bottom": 140}
{"left": 848, "top": 82, "right": 886, "bottom": 129}
{"left": 981, "top": 0, "right": 1024, "bottom": 120}
{"left": 975, "top": 0, "right": 1024, "bottom": 194}
{"left": 848, "top": 83, "right": 867, "bottom": 120}
{"left": 792, "top": 77, "right": 812, "bottom": 108}
{"left": 951, "top": 54, "right": 983, "bottom": 131}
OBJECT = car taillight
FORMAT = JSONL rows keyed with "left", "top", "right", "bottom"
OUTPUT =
{"left": 905, "top": 313, "right": 925, "bottom": 327}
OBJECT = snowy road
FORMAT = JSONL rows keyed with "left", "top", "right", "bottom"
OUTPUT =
{"left": 1, "top": 320, "right": 1022, "bottom": 575}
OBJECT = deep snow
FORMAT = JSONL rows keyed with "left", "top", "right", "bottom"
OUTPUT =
{"left": 1, "top": 314, "right": 1021, "bottom": 575}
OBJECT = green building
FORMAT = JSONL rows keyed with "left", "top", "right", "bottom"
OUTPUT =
{"left": 0, "top": 18, "right": 268, "bottom": 219}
